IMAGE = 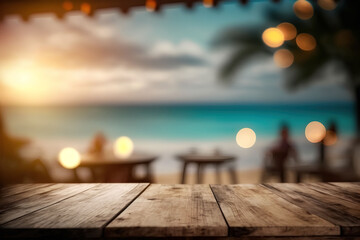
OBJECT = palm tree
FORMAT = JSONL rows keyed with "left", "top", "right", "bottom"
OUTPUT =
{"left": 214, "top": 0, "right": 360, "bottom": 136}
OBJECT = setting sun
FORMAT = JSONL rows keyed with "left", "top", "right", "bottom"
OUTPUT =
{"left": 2, "top": 64, "right": 35, "bottom": 89}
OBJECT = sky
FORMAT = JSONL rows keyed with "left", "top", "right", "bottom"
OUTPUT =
{"left": 0, "top": 0, "right": 353, "bottom": 106}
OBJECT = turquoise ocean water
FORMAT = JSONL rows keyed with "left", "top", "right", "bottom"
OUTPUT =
{"left": 2, "top": 103, "right": 356, "bottom": 178}
{"left": 3, "top": 103, "right": 356, "bottom": 141}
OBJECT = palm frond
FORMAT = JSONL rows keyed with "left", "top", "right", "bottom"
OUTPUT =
{"left": 219, "top": 46, "right": 269, "bottom": 83}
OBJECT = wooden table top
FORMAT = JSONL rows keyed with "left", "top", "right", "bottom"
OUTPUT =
{"left": 0, "top": 183, "right": 359, "bottom": 239}
{"left": 177, "top": 154, "right": 235, "bottom": 163}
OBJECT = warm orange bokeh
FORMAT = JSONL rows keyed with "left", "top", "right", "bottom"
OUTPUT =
{"left": 293, "top": 0, "right": 314, "bottom": 20}
{"left": 203, "top": 0, "right": 215, "bottom": 8}
{"left": 277, "top": 22, "right": 297, "bottom": 41}
{"left": 296, "top": 33, "right": 316, "bottom": 51}
{"left": 81, "top": 3, "right": 92, "bottom": 15}
{"left": 318, "top": 0, "right": 337, "bottom": 11}
{"left": 273, "top": 49, "right": 294, "bottom": 68}
{"left": 305, "top": 121, "right": 326, "bottom": 143}
{"left": 62, "top": 1, "right": 74, "bottom": 11}
{"left": 262, "top": 28, "right": 284, "bottom": 48}
{"left": 146, "top": 0, "right": 157, "bottom": 12}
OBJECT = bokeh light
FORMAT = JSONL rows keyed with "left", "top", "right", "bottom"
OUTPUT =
{"left": 318, "top": 0, "right": 337, "bottom": 11}
{"left": 323, "top": 130, "right": 337, "bottom": 146}
{"left": 293, "top": 0, "right": 314, "bottom": 20}
{"left": 114, "top": 136, "right": 134, "bottom": 158}
{"left": 58, "top": 147, "right": 81, "bottom": 169}
{"left": 236, "top": 128, "right": 256, "bottom": 148}
{"left": 203, "top": 0, "right": 214, "bottom": 8}
{"left": 146, "top": 0, "right": 157, "bottom": 12}
{"left": 273, "top": 49, "right": 294, "bottom": 68}
{"left": 277, "top": 22, "right": 297, "bottom": 40}
{"left": 262, "top": 28, "right": 285, "bottom": 48}
{"left": 305, "top": 121, "right": 326, "bottom": 143}
{"left": 62, "top": 1, "right": 73, "bottom": 11}
{"left": 296, "top": 33, "right": 316, "bottom": 51}
{"left": 80, "top": 2, "right": 91, "bottom": 15}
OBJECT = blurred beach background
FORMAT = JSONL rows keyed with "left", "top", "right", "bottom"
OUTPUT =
{"left": 3, "top": 103, "right": 355, "bottom": 182}
{"left": 1, "top": 0, "right": 359, "bottom": 183}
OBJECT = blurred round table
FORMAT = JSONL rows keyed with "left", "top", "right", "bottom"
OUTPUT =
{"left": 177, "top": 154, "right": 237, "bottom": 184}
{"left": 76, "top": 154, "right": 157, "bottom": 183}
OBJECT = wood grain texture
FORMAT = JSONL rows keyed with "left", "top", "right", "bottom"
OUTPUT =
{"left": 211, "top": 184, "right": 338, "bottom": 237}
{"left": 106, "top": 184, "right": 228, "bottom": 237}
{"left": 264, "top": 183, "right": 360, "bottom": 236}
{"left": 330, "top": 182, "right": 360, "bottom": 194}
{"left": 1, "top": 183, "right": 148, "bottom": 239}
{"left": 0, "top": 184, "right": 51, "bottom": 198}
{"left": 0, "top": 184, "right": 93, "bottom": 225}
{"left": 306, "top": 183, "right": 360, "bottom": 205}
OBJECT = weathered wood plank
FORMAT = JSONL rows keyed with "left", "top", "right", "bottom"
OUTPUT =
{"left": 264, "top": 183, "right": 360, "bottom": 236}
{"left": 0, "top": 184, "right": 51, "bottom": 198}
{"left": 330, "top": 182, "right": 360, "bottom": 194}
{"left": 1, "top": 183, "right": 148, "bottom": 239}
{"left": 0, "top": 184, "right": 66, "bottom": 211}
{"left": 106, "top": 184, "right": 228, "bottom": 237}
{"left": 306, "top": 183, "right": 360, "bottom": 205}
{"left": 211, "top": 184, "right": 338, "bottom": 237}
{"left": 0, "top": 184, "right": 95, "bottom": 225}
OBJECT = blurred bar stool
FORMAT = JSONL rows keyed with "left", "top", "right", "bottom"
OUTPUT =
{"left": 176, "top": 153, "right": 237, "bottom": 184}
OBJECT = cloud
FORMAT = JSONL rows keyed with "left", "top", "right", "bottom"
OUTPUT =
{"left": 0, "top": 13, "right": 353, "bottom": 105}
{"left": 0, "top": 18, "right": 208, "bottom": 71}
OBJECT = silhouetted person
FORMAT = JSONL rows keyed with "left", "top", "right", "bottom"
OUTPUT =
{"left": 262, "top": 124, "right": 297, "bottom": 183}
{"left": 0, "top": 109, "right": 51, "bottom": 184}
{"left": 88, "top": 131, "right": 107, "bottom": 155}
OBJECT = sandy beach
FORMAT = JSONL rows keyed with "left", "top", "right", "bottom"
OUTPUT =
{"left": 154, "top": 168, "right": 319, "bottom": 184}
